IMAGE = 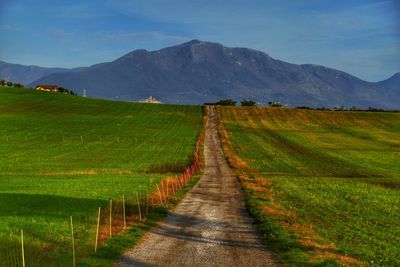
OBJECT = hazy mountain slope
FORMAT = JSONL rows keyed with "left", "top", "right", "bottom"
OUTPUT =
{"left": 0, "top": 60, "right": 69, "bottom": 85}
{"left": 377, "top": 72, "right": 400, "bottom": 98}
{"left": 23, "top": 40, "right": 400, "bottom": 107}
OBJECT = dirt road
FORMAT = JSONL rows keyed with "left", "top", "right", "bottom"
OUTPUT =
{"left": 119, "top": 106, "right": 278, "bottom": 267}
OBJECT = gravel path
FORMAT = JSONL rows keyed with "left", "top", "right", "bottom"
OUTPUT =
{"left": 118, "top": 106, "right": 278, "bottom": 267}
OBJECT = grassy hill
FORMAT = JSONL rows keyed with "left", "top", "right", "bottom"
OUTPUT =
{"left": 0, "top": 87, "right": 203, "bottom": 265}
{"left": 219, "top": 107, "right": 400, "bottom": 266}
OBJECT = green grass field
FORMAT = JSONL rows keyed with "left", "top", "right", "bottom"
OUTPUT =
{"left": 0, "top": 87, "right": 202, "bottom": 265}
{"left": 219, "top": 107, "right": 400, "bottom": 266}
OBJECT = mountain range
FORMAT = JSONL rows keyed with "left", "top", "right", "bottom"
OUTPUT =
{"left": 1, "top": 40, "right": 399, "bottom": 108}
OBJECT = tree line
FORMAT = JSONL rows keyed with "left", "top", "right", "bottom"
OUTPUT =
{"left": 0, "top": 80, "right": 24, "bottom": 88}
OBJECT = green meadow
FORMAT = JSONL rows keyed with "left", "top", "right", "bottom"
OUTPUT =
{"left": 219, "top": 107, "right": 400, "bottom": 266}
{"left": 0, "top": 87, "right": 202, "bottom": 265}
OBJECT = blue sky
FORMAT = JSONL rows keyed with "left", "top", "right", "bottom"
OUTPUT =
{"left": 0, "top": 0, "right": 399, "bottom": 81}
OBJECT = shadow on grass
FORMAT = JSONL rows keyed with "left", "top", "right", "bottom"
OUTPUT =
{"left": 0, "top": 193, "right": 107, "bottom": 218}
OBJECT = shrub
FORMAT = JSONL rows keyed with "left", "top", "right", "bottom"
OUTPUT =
{"left": 268, "top": 101, "right": 283, "bottom": 107}
{"left": 241, "top": 100, "right": 256, "bottom": 106}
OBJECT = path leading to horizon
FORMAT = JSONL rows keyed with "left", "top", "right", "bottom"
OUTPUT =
{"left": 118, "top": 106, "right": 278, "bottom": 267}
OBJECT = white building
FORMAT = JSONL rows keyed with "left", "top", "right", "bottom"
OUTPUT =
{"left": 139, "top": 96, "right": 162, "bottom": 104}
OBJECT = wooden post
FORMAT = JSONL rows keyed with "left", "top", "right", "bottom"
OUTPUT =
{"left": 95, "top": 207, "right": 101, "bottom": 252}
{"left": 145, "top": 193, "right": 149, "bottom": 215}
{"left": 70, "top": 216, "right": 75, "bottom": 267}
{"left": 161, "top": 181, "right": 165, "bottom": 200}
{"left": 177, "top": 176, "right": 182, "bottom": 190}
{"left": 21, "top": 230, "right": 25, "bottom": 267}
{"left": 109, "top": 199, "right": 112, "bottom": 238}
{"left": 122, "top": 195, "right": 126, "bottom": 229}
{"left": 172, "top": 179, "right": 176, "bottom": 194}
{"left": 43, "top": 136, "right": 46, "bottom": 141}
{"left": 136, "top": 192, "right": 142, "bottom": 221}
{"left": 80, "top": 136, "right": 83, "bottom": 142}
{"left": 156, "top": 184, "right": 163, "bottom": 204}
{"left": 150, "top": 193, "right": 154, "bottom": 208}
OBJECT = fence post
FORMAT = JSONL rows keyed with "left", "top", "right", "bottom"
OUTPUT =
{"left": 21, "top": 229, "right": 25, "bottom": 267}
{"left": 109, "top": 199, "right": 113, "bottom": 238}
{"left": 145, "top": 192, "right": 149, "bottom": 215}
{"left": 136, "top": 193, "right": 142, "bottom": 221}
{"left": 161, "top": 181, "right": 165, "bottom": 201}
{"left": 122, "top": 195, "right": 126, "bottom": 229}
{"left": 156, "top": 184, "right": 163, "bottom": 205}
{"left": 70, "top": 216, "right": 75, "bottom": 267}
{"left": 80, "top": 136, "right": 83, "bottom": 142}
{"left": 95, "top": 207, "right": 101, "bottom": 252}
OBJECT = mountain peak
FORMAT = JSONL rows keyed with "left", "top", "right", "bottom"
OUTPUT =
{"left": 184, "top": 39, "right": 203, "bottom": 45}
{"left": 179, "top": 39, "right": 223, "bottom": 48}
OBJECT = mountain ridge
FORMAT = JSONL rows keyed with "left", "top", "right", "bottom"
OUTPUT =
{"left": 0, "top": 60, "right": 70, "bottom": 85}
{"left": 1, "top": 40, "right": 399, "bottom": 108}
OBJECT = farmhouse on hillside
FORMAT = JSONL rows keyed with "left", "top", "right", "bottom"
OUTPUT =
{"left": 139, "top": 96, "right": 162, "bottom": 104}
{"left": 35, "top": 84, "right": 60, "bottom": 92}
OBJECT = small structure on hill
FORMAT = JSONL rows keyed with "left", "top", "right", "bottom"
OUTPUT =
{"left": 35, "top": 84, "right": 59, "bottom": 92}
{"left": 139, "top": 96, "right": 162, "bottom": 104}
{"left": 35, "top": 84, "right": 76, "bottom": 95}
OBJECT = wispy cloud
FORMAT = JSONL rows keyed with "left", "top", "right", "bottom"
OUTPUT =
{"left": 54, "top": 3, "right": 110, "bottom": 19}
{"left": 93, "top": 31, "right": 189, "bottom": 44}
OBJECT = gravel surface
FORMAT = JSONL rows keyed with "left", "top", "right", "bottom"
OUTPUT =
{"left": 118, "top": 106, "right": 278, "bottom": 267}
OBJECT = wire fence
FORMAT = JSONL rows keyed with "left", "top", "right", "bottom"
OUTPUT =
{"left": 0, "top": 139, "right": 202, "bottom": 267}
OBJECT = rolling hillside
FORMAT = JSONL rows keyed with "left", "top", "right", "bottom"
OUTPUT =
{"left": 0, "top": 87, "right": 203, "bottom": 265}
{"left": 219, "top": 106, "right": 400, "bottom": 266}
{"left": 26, "top": 40, "right": 399, "bottom": 108}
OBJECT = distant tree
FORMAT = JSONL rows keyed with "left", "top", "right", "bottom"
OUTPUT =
{"left": 0, "top": 80, "right": 5, "bottom": 86}
{"left": 268, "top": 101, "right": 283, "bottom": 107}
{"left": 296, "top": 106, "right": 312, "bottom": 110}
{"left": 240, "top": 100, "right": 256, "bottom": 106}
{"left": 13, "top": 83, "right": 23, "bottom": 88}
{"left": 215, "top": 99, "right": 236, "bottom": 106}
{"left": 58, "top": 87, "right": 76, "bottom": 96}
{"left": 367, "top": 107, "right": 384, "bottom": 112}
{"left": 6, "top": 81, "right": 13, "bottom": 87}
